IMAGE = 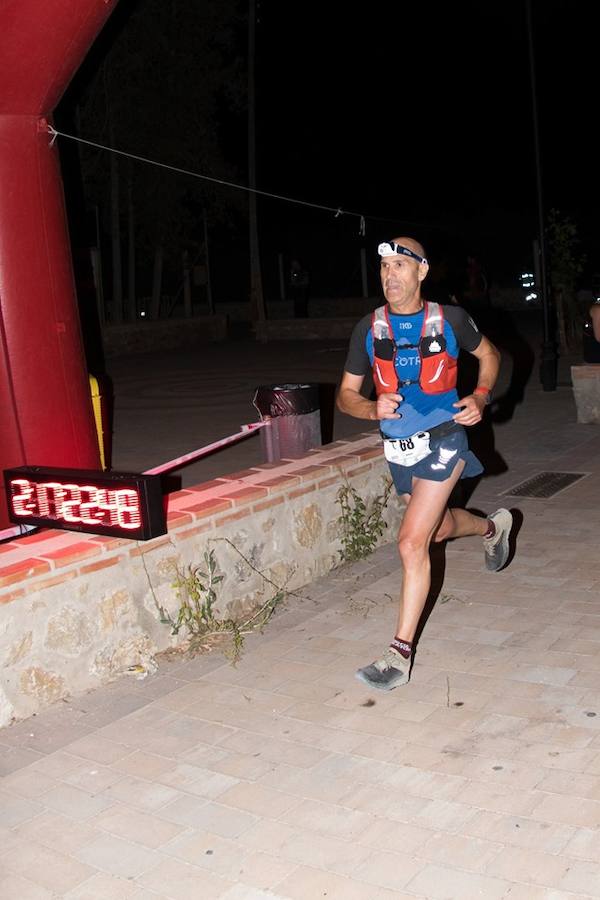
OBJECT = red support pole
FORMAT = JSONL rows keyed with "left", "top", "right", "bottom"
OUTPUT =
{"left": 0, "top": 0, "right": 118, "bottom": 529}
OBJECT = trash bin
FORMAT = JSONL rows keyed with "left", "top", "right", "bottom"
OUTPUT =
{"left": 253, "top": 383, "right": 321, "bottom": 462}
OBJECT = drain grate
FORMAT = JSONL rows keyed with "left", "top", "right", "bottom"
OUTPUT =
{"left": 501, "top": 471, "right": 588, "bottom": 499}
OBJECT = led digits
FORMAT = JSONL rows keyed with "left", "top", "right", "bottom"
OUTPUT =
{"left": 35, "top": 482, "right": 66, "bottom": 518}
{"left": 79, "top": 485, "right": 104, "bottom": 525}
{"left": 10, "top": 479, "right": 35, "bottom": 516}
{"left": 61, "top": 484, "right": 83, "bottom": 522}
{"left": 32, "top": 482, "right": 142, "bottom": 528}
{"left": 115, "top": 489, "right": 142, "bottom": 529}
{"left": 4, "top": 467, "right": 166, "bottom": 540}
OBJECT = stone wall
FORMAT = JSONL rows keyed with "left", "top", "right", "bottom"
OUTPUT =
{"left": 217, "top": 297, "right": 377, "bottom": 322}
{"left": 101, "top": 314, "right": 228, "bottom": 358}
{"left": 253, "top": 317, "right": 361, "bottom": 342}
{"left": 0, "top": 433, "right": 404, "bottom": 727}
{"left": 571, "top": 365, "right": 600, "bottom": 423}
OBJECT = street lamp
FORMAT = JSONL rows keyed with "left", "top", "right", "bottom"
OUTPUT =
{"left": 526, "top": 0, "right": 557, "bottom": 391}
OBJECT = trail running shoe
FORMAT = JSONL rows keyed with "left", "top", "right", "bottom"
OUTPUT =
{"left": 355, "top": 646, "right": 411, "bottom": 691}
{"left": 483, "top": 508, "right": 513, "bottom": 572}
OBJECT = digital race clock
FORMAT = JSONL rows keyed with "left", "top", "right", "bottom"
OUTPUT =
{"left": 4, "top": 467, "right": 167, "bottom": 541}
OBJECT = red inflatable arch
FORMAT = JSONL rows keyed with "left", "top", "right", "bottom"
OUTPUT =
{"left": 0, "top": 0, "right": 118, "bottom": 529}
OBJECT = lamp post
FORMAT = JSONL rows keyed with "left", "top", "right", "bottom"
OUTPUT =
{"left": 248, "top": 0, "right": 266, "bottom": 335}
{"left": 526, "top": 0, "right": 557, "bottom": 391}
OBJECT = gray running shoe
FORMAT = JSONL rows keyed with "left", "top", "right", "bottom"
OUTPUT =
{"left": 355, "top": 646, "right": 411, "bottom": 691}
{"left": 483, "top": 508, "right": 513, "bottom": 572}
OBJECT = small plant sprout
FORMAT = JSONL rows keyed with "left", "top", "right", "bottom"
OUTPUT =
{"left": 336, "top": 475, "right": 393, "bottom": 563}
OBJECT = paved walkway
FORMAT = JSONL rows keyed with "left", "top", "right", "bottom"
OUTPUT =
{"left": 3, "top": 327, "right": 600, "bottom": 898}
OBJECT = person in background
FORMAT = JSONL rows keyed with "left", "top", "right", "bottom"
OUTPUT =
{"left": 336, "top": 236, "right": 514, "bottom": 691}
{"left": 289, "top": 258, "right": 310, "bottom": 318}
{"left": 463, "top": 254, "right": 489, "bottom": 310}
{"left": 583, "top": 297, "right": 600, "bottom": 363}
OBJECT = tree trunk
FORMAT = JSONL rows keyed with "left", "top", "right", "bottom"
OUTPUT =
{"left": 555, "top": 285, "right": 580, "bottom": 352}
{"left": 182, "top": 250, "right": 192, "bottom": 318}
{"left": 555, "top": 287, "right": 569, "bottom": 353}
{"left": 248, "top": 0, "right": 266, "bottom": 335}
{"left": 125, "top": 163, "right": 136, "bottom": 322}
{"left": 149, "top": 245, "right": 163, "bottom": 319}
{"left": 90, "top": 246, "right": 105, "bottom": 326}
{"left": 110, "top": 147, "right": 123, "bottom": 323}
{"left": 203, "top": 208, "right": 214, "bottom": 315}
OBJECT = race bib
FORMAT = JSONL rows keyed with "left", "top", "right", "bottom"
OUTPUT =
{"left": 383, "top": 431, "right": 431, "bottom": 467}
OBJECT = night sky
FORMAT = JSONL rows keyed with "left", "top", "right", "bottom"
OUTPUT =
{"left": 61, "top": 0, "right": 595, "bottom": 303}
{"left": 253, "top": 0, "right": 596, "bottom": 287}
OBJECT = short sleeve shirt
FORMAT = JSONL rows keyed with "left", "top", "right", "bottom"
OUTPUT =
{"left": 344, "top": 303, "right": 482, "bottom": 439}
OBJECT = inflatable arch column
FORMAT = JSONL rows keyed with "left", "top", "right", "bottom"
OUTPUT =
{"left": 0, "top": 0, "right": 118, "bottom": 529}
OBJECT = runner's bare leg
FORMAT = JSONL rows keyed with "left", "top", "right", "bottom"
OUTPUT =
{"left": 395, "top": 461, "right": 470, "bottom": 642}
{"left": 434, "top": 506, "right": 490, "bottom": 541}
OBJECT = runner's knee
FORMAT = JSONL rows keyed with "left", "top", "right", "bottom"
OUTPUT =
{"left": 398, "top": 528, "right": 431, "bottom": 561}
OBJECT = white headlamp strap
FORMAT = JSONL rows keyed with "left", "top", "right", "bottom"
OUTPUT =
{"left": 378, "top": 241, "right": 427, "bottom": 265}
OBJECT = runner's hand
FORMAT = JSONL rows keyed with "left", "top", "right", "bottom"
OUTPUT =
{"left": 376, "top": 392, "right": 403, "bottom": 420}
{"left": 452, "top": 393, "right": 486, "bottom": 426}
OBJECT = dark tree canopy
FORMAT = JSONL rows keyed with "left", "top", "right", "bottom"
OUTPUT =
{"left": 59, "top": 0, "right": 248, "bottom": 317}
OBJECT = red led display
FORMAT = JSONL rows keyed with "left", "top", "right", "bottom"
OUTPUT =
{"left": 3, "top": 467, "right": 166, "bottom": 540}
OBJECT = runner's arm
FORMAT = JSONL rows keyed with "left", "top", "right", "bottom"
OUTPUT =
{"left": 453, "top": 335, "right": 501, "bottom": 425}
{"left": 470, "top": 334, "right": 501, "bottom": 394}
{"left": 337, "top": 315, "right": 402, "bottom": 421}
{"left": 336, "top": 372, "right": 402, "bottom": 421}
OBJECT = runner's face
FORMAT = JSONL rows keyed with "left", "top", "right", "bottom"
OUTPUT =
{"left": 380, "top": 253, "right": 426, "bottom": 312}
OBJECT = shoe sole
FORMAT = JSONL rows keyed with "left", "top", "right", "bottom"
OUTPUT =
{"left": 354, "top": 668, "right": 410, "bottom": 691}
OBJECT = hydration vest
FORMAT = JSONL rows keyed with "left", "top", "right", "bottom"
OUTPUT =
{"left": 372, "top": 301, "right": 457, "bottom": 395}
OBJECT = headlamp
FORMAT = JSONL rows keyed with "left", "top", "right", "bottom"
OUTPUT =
{"left": 378, "top": 242, "right": 427, "bottom": 265}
